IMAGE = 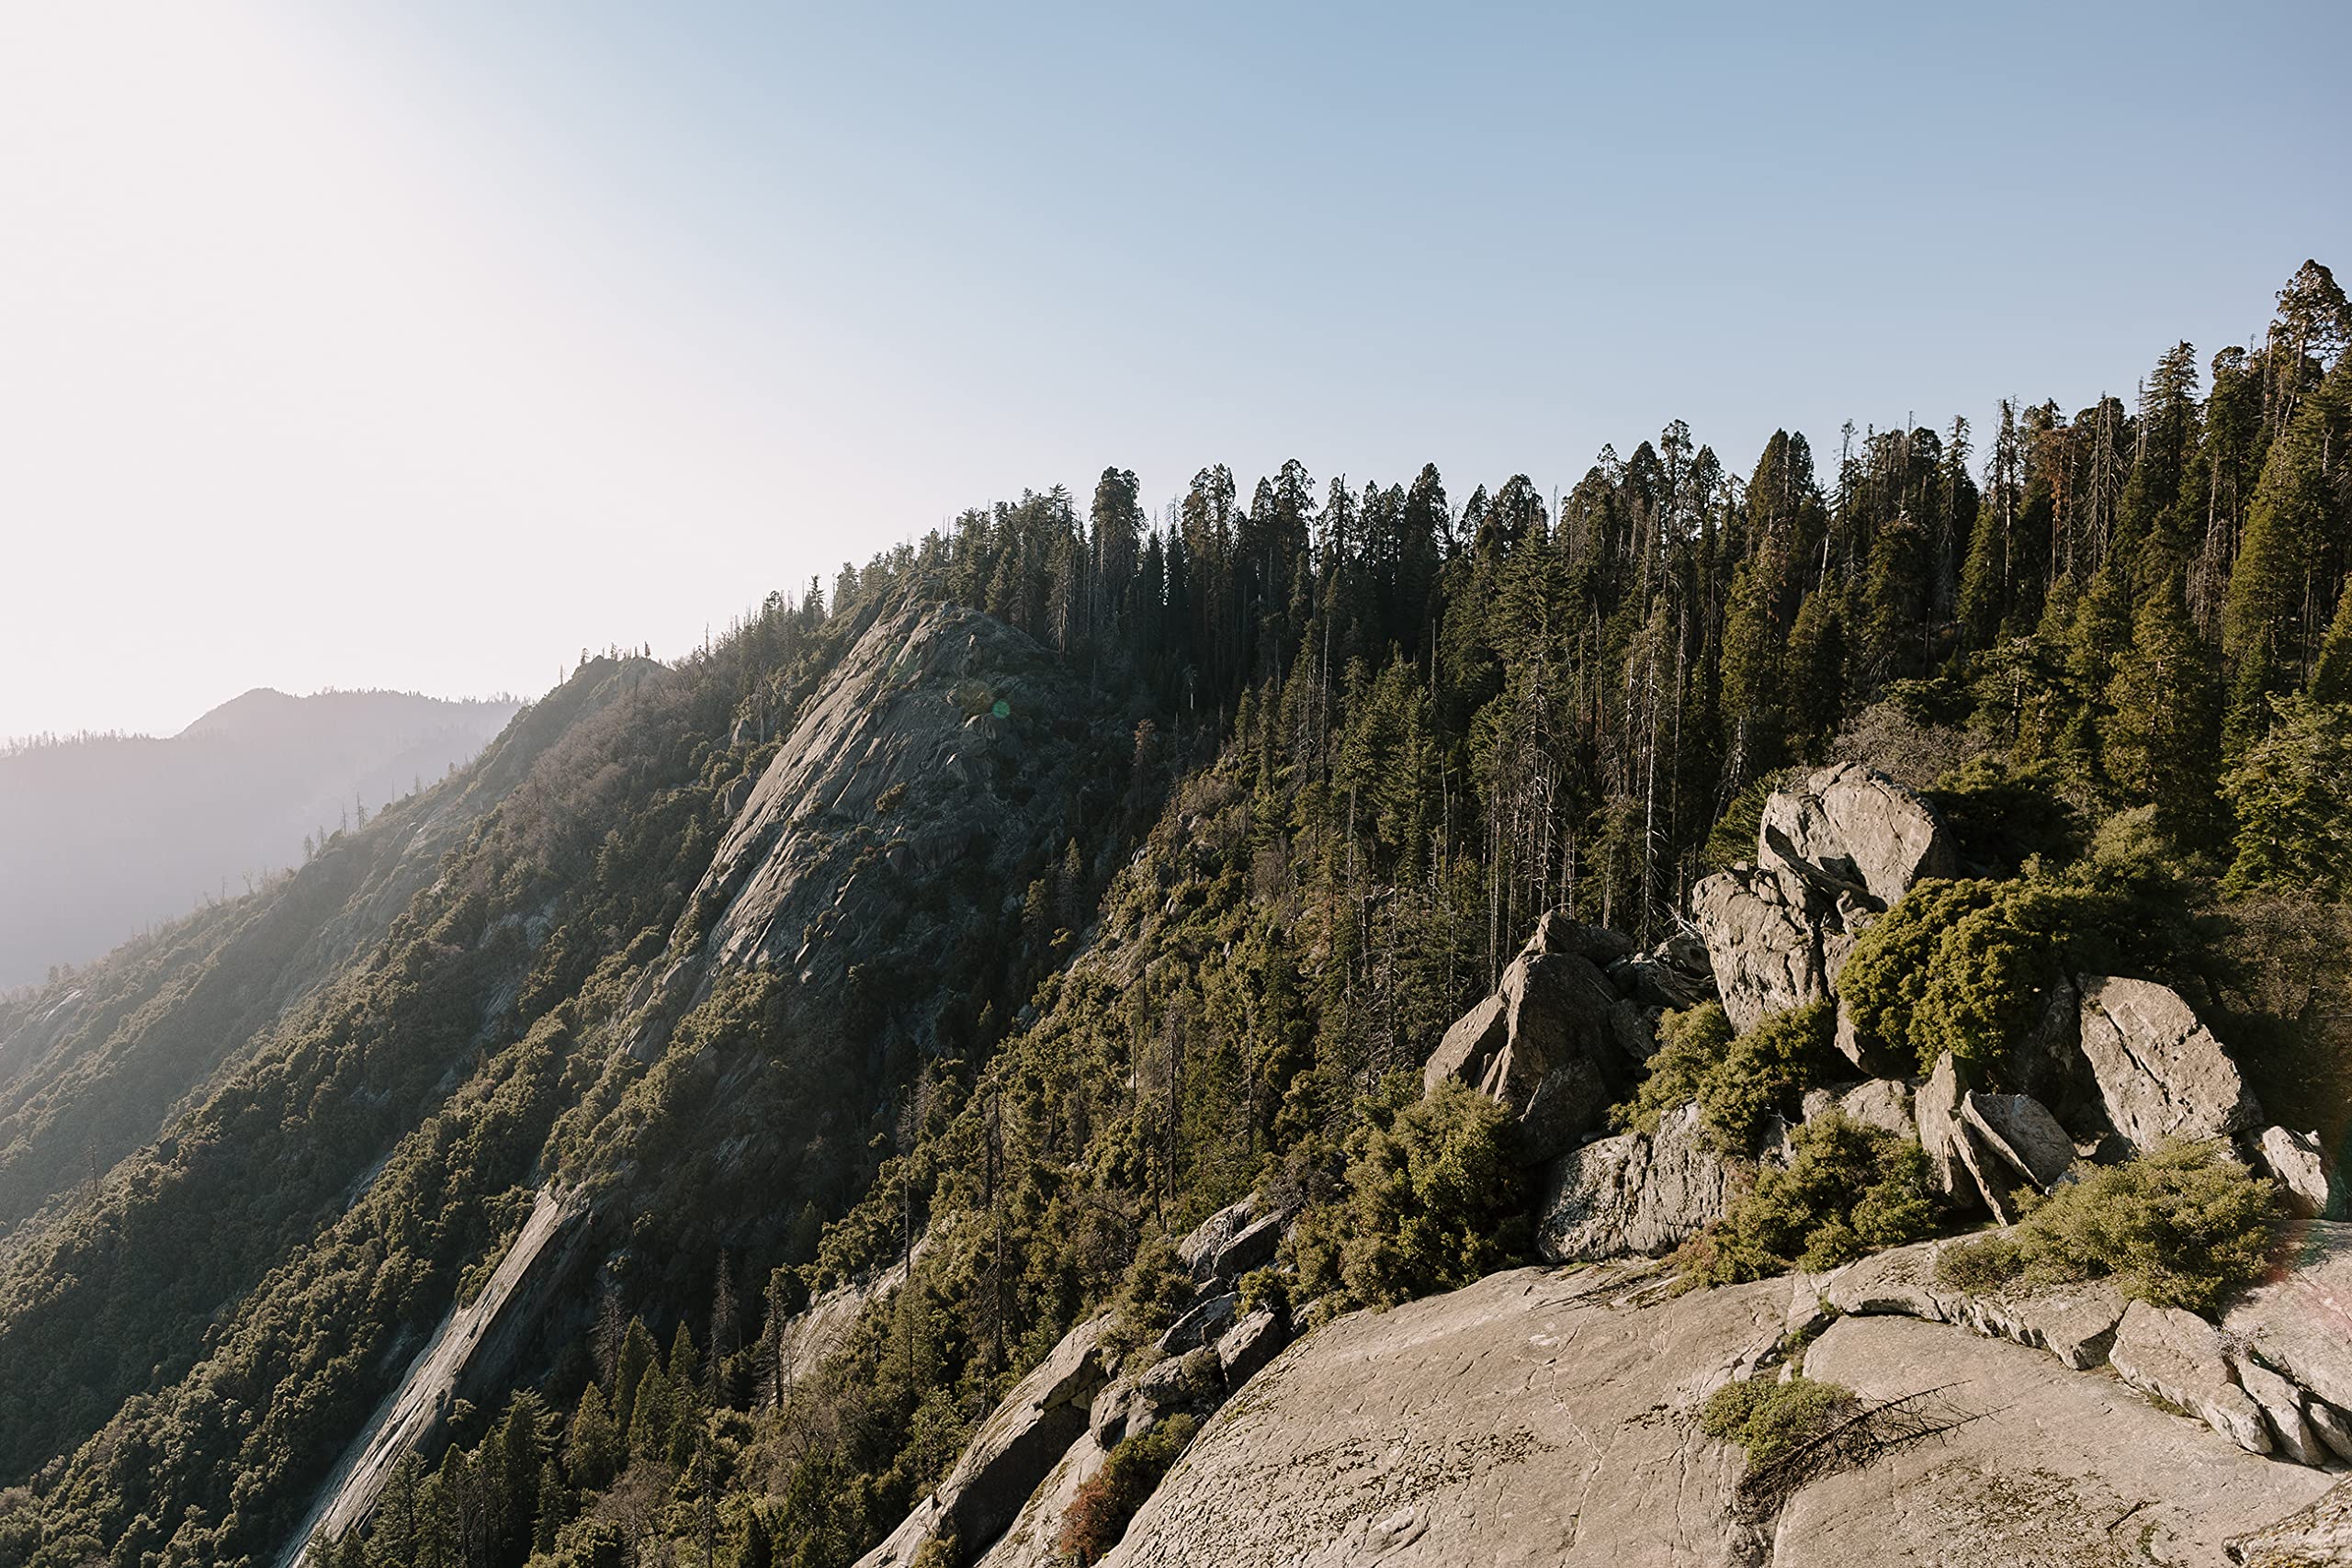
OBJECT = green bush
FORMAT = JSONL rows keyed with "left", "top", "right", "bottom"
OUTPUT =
{"left": 1697, "top": 1002, "right": 1839, "bottom": 1155}
{"left": 1838, "top": 878, "right": 2068, "bottom": 1079}
{"left": 1934, "top": 1143, "right": 2280, "bottom": 1314}
{"left": 1699, "top": 1376, "right": 1858, "bottom": 1464}
{"left": 1057, "top": 1413, "right": 1197, "bottom": 1563}
{"left": 1923, "top": 755, "right": 2084, "bottom": 874}
{"left": 1613, "top": 1002, "right": 1734, "bottom": 1134}
{"left": 1101, "top": 1230, "right": 1194, "bottom": 1365}
{"left": 1235, "top": 1266, "right": 1291, "bottom": 1321}
{"left": 1291, "top": 1082, "right": 1524, "bottom": 1310}
{"left": 1614, "top": 1000, "right": 1838, "bottom": 1157}
{"left": 1679, "top": 1113, "right": 1937, "bottom": 1286}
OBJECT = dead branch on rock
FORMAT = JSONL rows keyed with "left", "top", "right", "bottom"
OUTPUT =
{"left": 1734, "top": 1382, "right": 1997, "bottom": 1522}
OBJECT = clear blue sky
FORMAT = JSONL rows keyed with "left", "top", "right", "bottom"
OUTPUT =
{"left": 4, "top": 1, "right": 2346, "bottom": 736}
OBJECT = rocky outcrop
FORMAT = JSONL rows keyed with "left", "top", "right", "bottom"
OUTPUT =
{"left": 631, "top": 604, "right": 1112, "bottom": 1062}
{"left": 2109, "top": 1300, "right": 2272, "bottom": 1455}
{"left": 1783, "top": 1314, "right": 2331, "bottom": 1565}
{"left": 1816, "top": 1237, "right": 2129, "bottom": 1371}
{"left": 1606, "top": 931, "right": 1716, "bottom": 1013}
{"left": 2257, "top": 1126, "right": 2343, "bottom": 1220}
{"left": 1422, "top": 914, "right": 1647, "bottom": 1165}
{"left": 856, "top": 1315, "right": 1113, "bottom": 1567}
{"left": 1534, "top": 1102, "right": 1730, "bottom": 1262}
{"left": 1692, "top": 765, "right": 1953, "bottom": 1039}
{"left": 1914, "top": 1054, "right": 1973, "bottom": 1203}
{"left": 1756, "top": 761, "right": 1958, "bottom": 908}
{"left": 1077, "top": 1260, "right": 2328, "bottom": 1566}
{"left": 2075, "top": 976, "right": 2264, "bottom": 1152}
{"left": 1801, "top": 1077, "right": 1916, "bottom": 1142}
{"left": 2223, "top": 1222, "right": 2352, "bottom": 1419}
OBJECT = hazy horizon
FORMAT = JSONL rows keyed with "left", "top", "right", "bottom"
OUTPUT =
{"left": 6, "top": 0, "right": 2348, "bottom": 739}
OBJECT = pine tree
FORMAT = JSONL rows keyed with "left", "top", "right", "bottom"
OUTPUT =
{"left": 2103, "top": 568, "right": 2221, "bottom": 834}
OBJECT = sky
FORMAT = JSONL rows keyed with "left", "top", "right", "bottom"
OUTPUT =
{"left": 2, "top": 2, "right": 2347, "bottom": 739}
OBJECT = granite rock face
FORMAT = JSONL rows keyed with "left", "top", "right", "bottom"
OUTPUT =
{"left": 2223, "top": 1222, "right": 2352, "bottom": 1416}
{"left": 1783, "top": 1314, "right": 2332, "bottom": 1566}
{"left": 2075, "top": 976, "right": 2264, "bottom": 1152}
{"left": 1422, "top": 915, "right": 1647, "bottom": 1165}
{"left": 1534, "top": 1102, "right": 1732, "bottom": 1262}
{"left": 1071, "top": 1261, "right": 2328, "bottom": 1567}
{"left": 1692, "top": 765, "right": 1953, "bottom": 1038}
{"left": 1755, "top": 761, "right": 1958, "bottom": 908}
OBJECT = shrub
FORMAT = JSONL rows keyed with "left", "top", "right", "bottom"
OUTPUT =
{"left": 1700, "top": 1376, "right": 1859, "bottom": 1464}
{"left": 1291, "top": 1082, "right": 1523, "bottom": 1311}
{"left": 1696, "top": 1002, "right": 1839, "bottom": 1155}
{"left": 1056, "top": 1413, "right": 1197, "bottom": 1564}
{"left": 1613, "top": 1000, "right": 1837, "bottom": 1157}
{"left": 1838, "top": 878, "right": 2070, "bottom": 1080}
{"left": 1235, "top": 1266, "right": 1291, "bottom": 1321}
{"left": 1679, "top": 1113, "right": 1937, "bottom": 1287}
{"left": 1100, "top": 1230, "right": 1193, "bottom": 1365}
{"left": 1934, "top": 1143, "right": 2280, "bottom": 1314}
{"left": 1612, "top": 1002, "right": 1733, "bottom": 1134}
{"left": 1922, "top": 755, "right": 2084, "bottom": 874}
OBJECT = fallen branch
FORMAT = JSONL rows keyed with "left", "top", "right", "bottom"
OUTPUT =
{"left": 1734, "top": 1382, "right": 1999, "bottom": 1522}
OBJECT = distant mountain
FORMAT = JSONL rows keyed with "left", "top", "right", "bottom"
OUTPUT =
{"left": 0, "top": 688, "right": 520, "bottom": 987}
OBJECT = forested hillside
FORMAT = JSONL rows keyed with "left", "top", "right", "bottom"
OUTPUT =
{"left": 1, "top": 262, "right": 2347, "bottom": 1568}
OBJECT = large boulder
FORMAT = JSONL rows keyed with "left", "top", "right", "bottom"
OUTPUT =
{"left": 1689, "top": 863, "right": 1826, "bottom": 1036}
{"left": 2075, "top": 976, "right": 2264, "bottom": 1151}
{"left": 1756, "top": 761, "right": 1958, "bottom": 908}
{"left": 1801, "top": 1077, "right": 1916, "bottom": 1142}
{"left": 1423, "top": 915, "right": 1648, "bottom": 1165}
{"left": 1534, "top": 1102, "right": 1731, "bottom": 1262}
{"left": 2231, "top": 1476, "right": 2352, "bottom": 1566}
{"left": 855, "top": 1315, "right": 1113, "bottom": 1566}
{"left": 1817, "top": 1236, "right": 2128, "bottom": 1371}
{"left": 1692, "top": 765, "right": 1953, "bottom": 1038}
{"left": 1913, "top": 1054, "right": 1974, "bottom": 1205}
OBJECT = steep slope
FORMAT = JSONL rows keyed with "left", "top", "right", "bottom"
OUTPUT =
{"left": 0, "top": 672, "right": 616, "bottom": 1241}
{"left": 0, "top": 656, "right": 659, "bottom": 1491}
{"left": 0, "top": 688, "right": 519, "bottom": 987}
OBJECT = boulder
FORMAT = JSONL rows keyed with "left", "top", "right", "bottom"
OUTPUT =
{"left": 854, "top": 1314, "right": 1112, "bottom": 1566}
{"left": 2109, "top": 1300, "right": 2271, "bottom": 1455}
{"left": 2234, "top": 1354, "right": 2331, "bottom": 1467}
{"left": 1960, "top": 1090, "right": 2075, "bottom": 1190}
{"left": 2222, "top": 1221, "right": 2352, "bottom": 1416}
{"left": 2257, "top": 1126, "right": 2343, "bottom": 1220}
{"left": 1159, "top": 1292, "right": 1238, "bottom": 1358}
{"left": 1690, "top": 863, "right": 1826, "bottom": 1036}
{"left": 1914, "top": 1054, "right": 1975, "bottom": 1205}
{"left": 2075, "top": 976, "right": 2264, "bottom": 1152}
{"left": 1535, "top": 1102, "right": 1732, "bottom": 1263}
{"left": 1423, "top": 918, "right": 1647, "bottom": 1165}
{"left": 1216, "top": 1305, "right": 1293, "bottom": 1389}
{"left": 1755, "top": 761, "right": 1957, "bottom": 908}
